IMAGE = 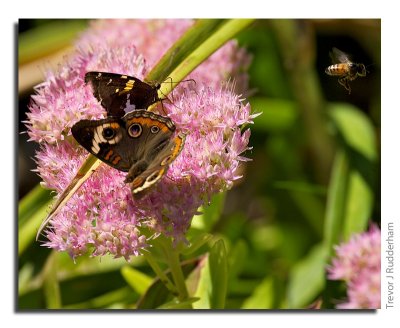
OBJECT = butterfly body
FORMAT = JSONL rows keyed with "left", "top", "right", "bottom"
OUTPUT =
{"left": 72, "top": 110, "right": 185, "bottom": 198}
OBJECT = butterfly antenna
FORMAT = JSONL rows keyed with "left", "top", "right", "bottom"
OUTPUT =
{"left": 156, "top": 78, "right": 197, "bottom": 114}
{"left": 160, "top": 77, "right": 197, "bottom": 94}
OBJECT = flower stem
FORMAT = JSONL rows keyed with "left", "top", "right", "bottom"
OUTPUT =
{"left": 142, "top": 236, "right": 191, "bottom": 307}
{"left": 164, "top": 243, "right": 189, "bottom": 303}
{"left": 141, "top": 250, "right": 177, "bottom": 295}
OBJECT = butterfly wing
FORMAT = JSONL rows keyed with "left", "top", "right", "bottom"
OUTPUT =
{"left": 120, "top": 110, "right": 185, "bottom": 197}
{"left": 129, "top": 133, "right": 186, "bottom": 198}
{"left": 72, "top": 110, "right": 178, "bottom": 172}
{"left": 85, "top": 72, "right": 160, "bottom": 117}
{"left": 72, "top": 116, "right": 134, "bottom": 172}
{"left": 72, "top": 110, "right": 184, "bottom": 197}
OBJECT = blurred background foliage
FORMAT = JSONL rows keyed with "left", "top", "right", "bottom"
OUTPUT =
{"left": 18, "top": 19, "right": 380, "bottom": 309}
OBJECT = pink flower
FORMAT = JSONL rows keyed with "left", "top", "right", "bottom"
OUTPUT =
{"left": 78, "top": 19, "right": 193, "bottom": 68}
{"left": 327, "top": 224, "right": 381, "bottom": 309}
{"left": 26, "top": 19, "right": 255, "bottom": 261}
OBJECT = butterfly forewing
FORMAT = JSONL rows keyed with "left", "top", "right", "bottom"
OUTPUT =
{"left": 85, "top": 72, "right": 160, "bottom": 117}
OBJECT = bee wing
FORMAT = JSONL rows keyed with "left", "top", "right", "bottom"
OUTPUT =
{"left": 329, "top": 47, "right": 352, "bottom": 64}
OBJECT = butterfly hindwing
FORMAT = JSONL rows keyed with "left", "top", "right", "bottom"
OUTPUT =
{"left": 72, "top": 110, "right": 184, "bottom": 197}
{"left": 72, "top": 116, "right": 133, "bottom": 171}
{"left": 127, "top": 132, "right": 186, "bottom": 198}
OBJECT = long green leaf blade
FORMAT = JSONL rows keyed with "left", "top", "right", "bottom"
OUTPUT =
{"left": 287, "top": 243, "right": 328, "bottom": 308}
{"left": 146, "top": 19, "right": 226, "bottom": 82}
{"left": 43, "top": 252, "right": 62, "bottom": 309}
{"left": 157, "top": 19, "right": 254, "bottom": 97}
{"left": 323, "top": 151, "right": 349, "bottom": 252}
{"left": 120, "top": 266, "right": 153, "bottom": 295}
{"left": 328, "top": 103, "right": 377, "bottom": 239}
{"left": 18, "top": 184, "right": 52, "bottom": 226}
{"left": 241, "top": 276, "right": 274, "bottom": 309}
{"left": 193, "top": 239, "right": 228, "bottom": 309}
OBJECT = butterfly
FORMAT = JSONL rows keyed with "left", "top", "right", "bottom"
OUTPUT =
{"left": 71, "top": 110, "right": 185, "bottom": 198}
{"left": 35, "top": 74, "right": 181, "bottom": 240}
{"left": 85, "top": 72, "right": 161, "bottom": 117}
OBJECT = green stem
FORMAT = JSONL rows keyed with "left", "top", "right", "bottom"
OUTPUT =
{"left": 146, "top": 19, "right": 226, "bottom": 83}
{"left": 150, "top": 19, "right": 255, "bottom": 99}
{"left": 164, "top": 243, "right": 189, "bottom": 302}
{"left": 140, "top": 250, "right": 177, "bottom": 295}
{"left": 142, "top": 235, "right": 191, "bottom": 307}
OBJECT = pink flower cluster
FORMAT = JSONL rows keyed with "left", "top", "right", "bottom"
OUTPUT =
{"left": 327, "top": 224, "right": 381, "bottom": 309}
{"left": 78, "top": 19, "right": 251, "bottom": 94}
{"left": 26, "top": 19, "right": 256, "bottom": 260}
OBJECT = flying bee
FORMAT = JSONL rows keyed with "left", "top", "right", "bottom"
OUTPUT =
{"left": 325, "top": 47, "right": 367, "bottom": 94}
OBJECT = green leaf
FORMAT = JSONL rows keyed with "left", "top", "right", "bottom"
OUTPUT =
{"left": 55, "top": 252, "right": 139, "bottom": 280}
{"left": 274, "top": 181, "right": 326, "bottom": 237}
{"left": 192, "top": 259, "right": 211, "bottom": 309}
{"left": 120, "top": 266, "right": 153, "bottom": 295}
{"left": 18, "top": 263, "right": 35, "bottom": 295}
{"left": 63, "top": 287, "right": 134, "bottom": 309}
{"left": 136, "top": 276, "right": 171, "bottom": 309}
{"left": 19, "top": 198, "right": 52, "bottom": 255}
{"left": 241, "top": 276, "right": 274, "bottom": 309}
{"left": 18, "top": 184, "right": 52, "bottom": 226}
{"left": 227, "top": 240, "right": 248, "bottom": 281}
{"left": 323, "top": 151, "right": 349, "bottom": 252}
{"left": 343, "top": 171, "right": 373, "bottom": 238}
{"left": 153, "top": 19, "right": 254, "bottom": 97}
{"left": 19, "top": 253, "right": 142, "bottom": 299}
{"left": 327, "top": 103, "right": 377, "bottom": 241}
{"left": 193, "top": 239, "right": 228, "bottom": 309}
{"left": 287, "top": 243, "right": 328, "bottom": 308}
{"left": 146, "top": 19, "right": 226, "bottom": 83}
{"left": 43, "top": 251, "right": 62, "bottom": 309}
{"left": 209, "top": 240, "right": 228, "bottom": 309}
{"left": 328, "top": 103, "right": 377, "bottom": 162}
{"left": 19, "top": 19, "right": 88, "bottom": 65}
